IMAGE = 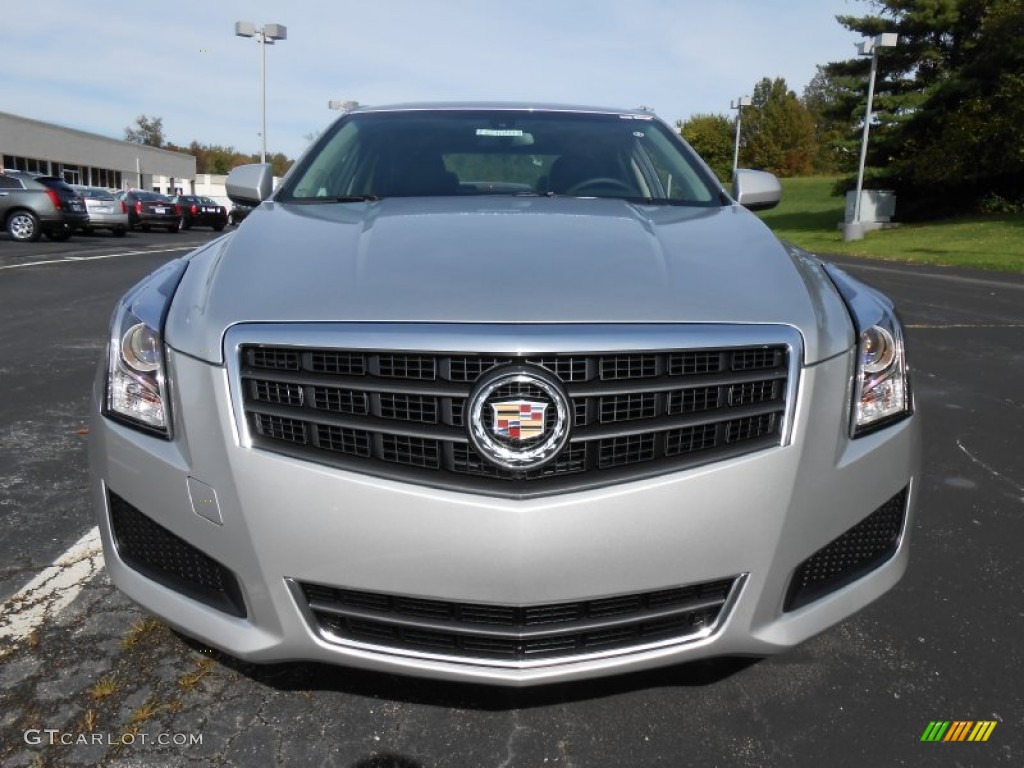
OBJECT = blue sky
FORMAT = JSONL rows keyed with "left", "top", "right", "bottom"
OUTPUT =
{"left": 3, "top": 0, "right": 867, "bottom": 161}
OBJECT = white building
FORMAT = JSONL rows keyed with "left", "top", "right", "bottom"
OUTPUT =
{"left": 1, "top": 111, "right": 195, "bottom": 193}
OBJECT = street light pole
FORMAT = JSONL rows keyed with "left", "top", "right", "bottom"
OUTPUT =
{"left": 847, "top": 32, "right": 898, "bottom": 241}
{"left": 730, "top": 96, "right": 752, "bottom": 180}
{"left": 328, "top": 100, "right": 360, "bottom": 113}
{"left": 235, "top": 21, "right": 287, "bottom": 165}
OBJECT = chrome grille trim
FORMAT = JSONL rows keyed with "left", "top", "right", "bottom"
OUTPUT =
{"left": 225, "top": 324, "right": 802, "bottom": 498}
{"left": 288, "top": 575, "right": 746, "bottom": 668}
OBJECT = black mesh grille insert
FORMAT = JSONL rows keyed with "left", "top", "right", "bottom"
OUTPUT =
{"left": 252, "top": 380, "right": 303, "bottom": 407}
{"left": 668, "top": 351, "right": 724, "bottom": 376}
{"left": 300, "top": 578, "right": 736, "bottom": 661}
{"left": 381, "top": 435, "right": 441, "bottom": 469}
{"left": 317, "top": 425, "right": 371, "bottom": 457}
{"left": 108, "top": 491, "right": 246, "bottom": 617}
{"left": 600, "top": 393, "right": 657, "bottom": 423}
{"left": 249, "top": 348, "right": 299, "bottom": 371}
{"left": 312, "top": 387, "right": 368, "bottom": 415}
{"left": 665, "top": 423, "right": 718, "bottom": 456}
{"left": 240, "top": 343, "right": 791, "bottom": 497}
{"left": 600, "top": 354, "right": 658, "bottom": 380}
{"left": 255, "top": 414, "right": 307, "bottom": 444}
{"left": 379, "top": 393, "right": 439, "bottom": 424}
{"left": 310, "top": 351, "right": 365, "bottom": 375}
{"left": 378, "top": 354, "right": 436, "bottom": 380}
{"left": 451, "top": 443, "right": 588, "bottom": 479}
{"left": 785, "top": 487, "right": 908, "bottom": 612}
{"left": 666, "top": 386, "right": 721, "bottom": 415}
{"left": 597, "top": 434, "right": 656, "bottom": 468}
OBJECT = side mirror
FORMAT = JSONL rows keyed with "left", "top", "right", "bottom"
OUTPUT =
{"left": 226, "top": 163, "right": 274, "bottom": 206}
{"left": 732, "top": 169, "right": 782, "bottom": 211}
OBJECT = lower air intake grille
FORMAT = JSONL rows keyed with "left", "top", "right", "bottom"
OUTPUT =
{"left": 298, "top": 578, "right": 738, "bottom": 663}
{"left": 108, "top": 491, "right": 246, "bottom": 617}
{"left": 784, "top": 487, "right": 908, "bottom": 612}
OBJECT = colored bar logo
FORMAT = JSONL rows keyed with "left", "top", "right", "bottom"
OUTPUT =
{"left": 921, "top": 721, "right": 997, "bottom": 742}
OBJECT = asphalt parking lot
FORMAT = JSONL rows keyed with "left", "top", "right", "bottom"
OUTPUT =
{"left": 1, "top": 231, "right": 1022, "bottom": 767}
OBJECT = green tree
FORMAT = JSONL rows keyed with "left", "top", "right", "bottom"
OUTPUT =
{"left": 890, "top": 0, "right": 1024, "bottom": 212}
{"left": 802, "top": 66, "right": 855, "bottom": 174}
{"left": 677, "top": 113, "right": 734, "bottom": 183}
{"left": 124, "top": 115, "right": 165, "bottom": 147}
{"left": 823, "top": 0, "right": 1023, "bottom": 217}
{"left": 741, "top": 78, "right": 817, "bottom": 177}
{"left": 265, "top": 152, "right": 292, "bottom": 178}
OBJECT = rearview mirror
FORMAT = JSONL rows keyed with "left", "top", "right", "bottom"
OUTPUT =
{"left": 226, "top": 163, "right": 274, "bottom": 206}
{"left": 732, "top": 169, "right": 782, "bottom": 211}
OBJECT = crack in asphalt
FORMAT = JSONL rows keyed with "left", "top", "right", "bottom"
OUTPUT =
{"left": 956, "top": 438, "right": 1024, "bottom": 499}
{"left": 0, "top": 528, "right": 102, "bottom": 652}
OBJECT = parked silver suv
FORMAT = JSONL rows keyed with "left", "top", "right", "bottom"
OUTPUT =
{"left": 90, "top": 103, "right": 919, "bottom": 685}
{"left": 0, "top": 169, "right": 89, "bottom": 241}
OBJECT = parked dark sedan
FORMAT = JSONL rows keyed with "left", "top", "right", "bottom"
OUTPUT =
{"left": 1, "top": 170, "right": 89, "bottom": 241}
{"left": 228, "top": 203, "right": 253, "bottom": 225}
{"left": 170, "top": 195, "right": 227, "bottom": 231}
{"left": 115, "top": 190, "right": 180, "bottom": 232}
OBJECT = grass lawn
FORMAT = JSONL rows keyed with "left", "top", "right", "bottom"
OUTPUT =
{"left": 756, "top": 176, "right": 1024, "bottom": 272}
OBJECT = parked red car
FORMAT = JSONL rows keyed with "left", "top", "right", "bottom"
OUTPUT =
{"left": 115, "top": 190, "right": 180, "bottom": 232}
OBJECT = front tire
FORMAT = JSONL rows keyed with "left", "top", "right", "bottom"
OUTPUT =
{"left": 6, "top": 210, "right": 42, "bottom": 242}
{"left": 167, "top": 222, "right": 180, "bottom": 233}
{"left": 113, "top": 226, "right": 127, "bottom": 237}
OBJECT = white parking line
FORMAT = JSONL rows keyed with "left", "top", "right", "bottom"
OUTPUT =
{"left": 0, "top": 526, "right": 103, "bottom": 653}
{"left": 0, "top": 245, "right": 197, "bottom": 271}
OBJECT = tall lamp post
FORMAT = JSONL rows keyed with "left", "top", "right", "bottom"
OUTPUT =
{"left": 730, "top": 96, "right": 752, "bottom": 180}
{"left": 328, "top": 100, "right": 360, "bottom": 113}
{"left": 235, "top": 21, "right": 287, "bottom": 164}
{"left": 846, "top": 32, "right": 898, "bottom": 241}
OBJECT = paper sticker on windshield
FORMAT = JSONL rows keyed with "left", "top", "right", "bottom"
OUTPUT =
{"left": 476, "top": 129, "right": 524, "bottom": 137}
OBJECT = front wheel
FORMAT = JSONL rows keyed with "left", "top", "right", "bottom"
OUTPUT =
{"left": 167, "top": 222, "right": 180, "bottom": 233}
{"left": 113, "top": 226, "right": 127, "bottom": 237}
{"left": 6, "top": 210, "right": 42, "bottom": 242}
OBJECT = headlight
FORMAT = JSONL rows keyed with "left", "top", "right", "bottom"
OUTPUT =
{"left": 105, "top": 258, "right": 188, "bottom": 437}
{"left": 854, "top": 315, "right": 909, "bottom": 433}
{"left": 823, "top": 264, "right": 913, "bottom": 437}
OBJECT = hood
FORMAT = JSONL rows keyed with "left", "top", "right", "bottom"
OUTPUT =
{"left": 165, "top": 197, "right": 852, "bottom": 364}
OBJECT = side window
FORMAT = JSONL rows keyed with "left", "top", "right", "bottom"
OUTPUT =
{"left": 0, "top": 176, "right": 24, "bottom": 190}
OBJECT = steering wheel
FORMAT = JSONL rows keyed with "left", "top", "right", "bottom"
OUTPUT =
{"left": 564, "top": 177, "right": 636, "bottom": 196}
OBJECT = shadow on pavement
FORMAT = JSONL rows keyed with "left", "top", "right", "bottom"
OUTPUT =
{"left": 174, "top": 631, "right": 759, "bottom": 710}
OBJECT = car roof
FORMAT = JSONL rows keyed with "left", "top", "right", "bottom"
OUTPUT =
{"left": 347, "top": 101, "right": 658, "bottom": 118}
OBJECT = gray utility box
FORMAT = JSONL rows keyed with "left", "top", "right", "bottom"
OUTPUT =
{"left": 845, "top": 190, "right": 896, "bottom": 223}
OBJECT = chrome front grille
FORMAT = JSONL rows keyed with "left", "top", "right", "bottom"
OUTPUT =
{"left": 296, "top": 577, "right": 739, "bottom": 664}
{"left": 233, "top": 327, "right": 796, "bottom": 497}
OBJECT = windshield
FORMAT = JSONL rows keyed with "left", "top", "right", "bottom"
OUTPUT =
{"left": 280, "top": 110, "right": 721, "bottom": 206}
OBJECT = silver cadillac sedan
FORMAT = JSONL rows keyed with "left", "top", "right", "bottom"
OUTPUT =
{"left": 89, "top": 103, "right": 919, "bottom": 685}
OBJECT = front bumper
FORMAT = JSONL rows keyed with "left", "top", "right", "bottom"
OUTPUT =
{"left": 89, "top": 345, "right": 919, "bottom": 686}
